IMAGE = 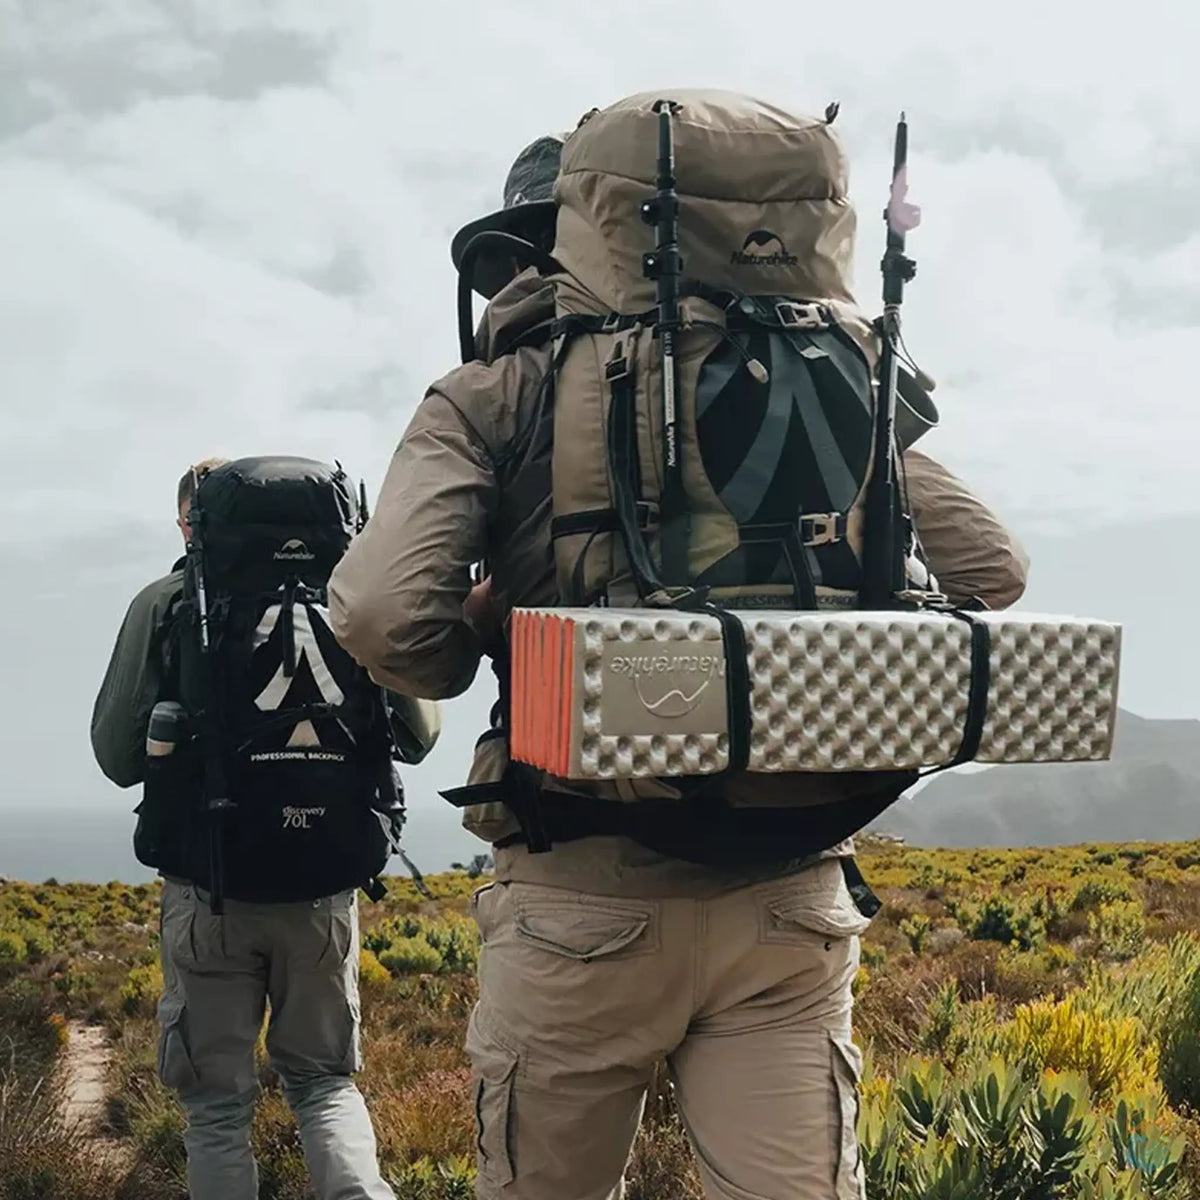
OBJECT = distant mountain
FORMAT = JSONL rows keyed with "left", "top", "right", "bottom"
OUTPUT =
{"left": 871, "top": 709, "right": 1200, "bottom": 847}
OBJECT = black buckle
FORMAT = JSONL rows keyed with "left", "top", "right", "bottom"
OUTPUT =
{"left": 634, "top": 500, "right": 660, "bottom": 529}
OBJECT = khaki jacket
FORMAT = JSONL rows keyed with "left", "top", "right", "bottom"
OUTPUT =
{"left": 331, "top": 271, "right": 1028, "bottom": 699}
{"left": 328, "top": 273, "right": 1029, "bottom": 894}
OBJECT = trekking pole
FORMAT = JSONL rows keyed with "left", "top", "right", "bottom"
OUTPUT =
{"left": 357, "top": 479, "right": 370, "bottom": 531}
{"left": 641, "top": 98, "right": 689, "bottom": 586}
{"left": 861, "top": 112, "right": 920, "bottom": 608}
{"left": 190, "top": 468, "right": 234, "bottom": 916}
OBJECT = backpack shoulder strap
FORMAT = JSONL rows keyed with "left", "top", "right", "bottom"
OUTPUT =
{"left": 490, "top": 317, "right": 557, "bottom": 361}
{"left": 151, "top": 577, "right": 187, "bottom": 702}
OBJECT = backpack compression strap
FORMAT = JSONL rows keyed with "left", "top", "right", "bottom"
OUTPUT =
{"left": 439, "top": 643, "right": 554, "bottom": 853}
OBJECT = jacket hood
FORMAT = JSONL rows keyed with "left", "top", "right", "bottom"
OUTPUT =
{"left": 472, "top": 268, "right": 557, "bottom": 363}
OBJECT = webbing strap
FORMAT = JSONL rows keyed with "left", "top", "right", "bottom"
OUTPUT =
{"left": 781, "top": 526, "right": 818, "bottom": 610}
{"left": 841, "top": 857, "right": 883, "bottom": 919}
{"left": 551, "top": 312, "right": 653, "bottom": 338}
{"left": 917, "top": 609, "right": 992, "bottom": 778}
{"left": 280, "top": 581, "right": 296, "bottom": 679}
{"left": 740, "top": 514, "right": 848, "bottom": 548}
{"left": 440, "top": 781, "right": 505, "bottom": 808}
{"left": 709, "top": 607, "right": 752, "bottom": 773}
{"left": 606, "top": 353, "right": 671, "bottom": 600}
{"left": 550, "top": 502, "right": 657, "bottom": 541}
{"left": 951, "top": 611, "right": 992, "bottom": 766}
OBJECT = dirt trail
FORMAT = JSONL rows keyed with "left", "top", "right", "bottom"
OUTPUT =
{"left": 61, "top": 1019, "right": 133, "bottom": 1168}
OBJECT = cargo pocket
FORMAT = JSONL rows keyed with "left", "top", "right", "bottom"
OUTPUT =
{"left": 156, "top": 995, "right": 200, "bottom": 1094}
{"left": 759, "top": 863, "right": 874, "bottom": 947}
{"left": 831, "top": 1034, "right": 866, "bottom": 1200}
{"left": 340, "top": 989, "right": 363, "bottom": 1074}
{"left": 322, "top": 895, "right": 356, "bottom": 970}
{"left": 471, "top": 881, "right": 500, "bottom": 944}
{"left": 160, "top": 883, "right": 200, "bottom": 967}
{"left": 514, "top": 894, "right": 655, "bottom": 962}
{"left": 467, "top": 1012, "right": 519, "bottom": 1190}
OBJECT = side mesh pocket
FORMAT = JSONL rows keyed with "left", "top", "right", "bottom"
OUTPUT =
{"left": 134, "top": 743, "right": 202, "bottom": 875}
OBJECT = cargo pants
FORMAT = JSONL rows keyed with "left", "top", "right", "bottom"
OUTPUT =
{"left": 156, "top": 879, "right": 395, "bottom": 1200}
{"left": 466, "top": 856, "right": 870, "bottom": 1200}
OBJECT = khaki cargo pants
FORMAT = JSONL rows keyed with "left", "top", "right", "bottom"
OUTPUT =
{"left": 466, "top": 857, "right": 870, "bottom": 1200}
{"left": 156, "top": 879, "right": 395, "bottom": 1200}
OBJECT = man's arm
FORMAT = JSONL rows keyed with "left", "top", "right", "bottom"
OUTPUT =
{"left": 90, "top": 573, "right": 180, "bottom": 788}
{"left": 329, "top": 391, "right": 497, "bottom": 700}
{"left": 902, "top": 448, "right": 1030, "bottom": 609}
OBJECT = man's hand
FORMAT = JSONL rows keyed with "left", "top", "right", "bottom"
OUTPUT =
{"left": 463, "top": 575, "right": 502, "bottom": 655}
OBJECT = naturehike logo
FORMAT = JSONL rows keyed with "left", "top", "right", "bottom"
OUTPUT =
{"left": 282, "top": 805, "right": 326, "bottom": 830}
{"left": 731, "top": 229, "right": 798, "bottom": 268}
{"left": 274, "top": 538, "right": 315, "bottom": 562}
{"left": 609, "top": 654, "right": 725, "bottom": 719}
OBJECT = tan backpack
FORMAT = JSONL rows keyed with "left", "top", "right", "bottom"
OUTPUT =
{"left": 545, "top": 89, "right": 923, "bottom": 612}
{"left": 440, "top": 90, "right": 939, "bottom": 851}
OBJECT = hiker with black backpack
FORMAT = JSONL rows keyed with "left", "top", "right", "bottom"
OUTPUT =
{"left": 330, "top": 91, "right": 1030, "bottom": 1200}
{"left": 91, "top": 456, "right": 440, "bottom": 1200}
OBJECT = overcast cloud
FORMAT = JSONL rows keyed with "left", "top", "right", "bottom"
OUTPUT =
{"left": 2, "top": 0, "right": 1198, "bottom": 873}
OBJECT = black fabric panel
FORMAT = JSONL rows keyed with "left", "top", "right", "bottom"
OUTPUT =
{"left": 695, "top": 330, "right": 771, "bottom": 496}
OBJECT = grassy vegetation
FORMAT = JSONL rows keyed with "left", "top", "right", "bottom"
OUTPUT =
{"left": 6, "top": 840, "right": 1200, "bottom": 1197}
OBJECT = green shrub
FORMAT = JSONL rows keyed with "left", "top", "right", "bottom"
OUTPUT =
{"left": 392, "top": 1153, "right": 476, "bottom": 1200}
{"left": 998, "top": 995, "right": 1159, "bottom": 1103}
{"left": 1105, "top": 1095, "right": 1186, "bottom": 1195}
{"left": 1088, "top": 901, "right": 1147, "bottom": 963}
{"left": 360, "top": 949, "right": 392, "bottom": 988}
{"left": 420, "top": 919, "right": 479, "bottom": 975}
{"left": 0, "top": 931, "right": 28, "bottom": 966}
{"left": 1073, "top": 878, "right": 1132, "bottom": 912}
{"left": 860, "top": 942, "right": 887, "bottom": 970}
{"left": 20, "top": 925, "right": 54, "bottom": 962}
{"left": 1075, "top": 934, "right": 1200, "bottom": 1038}
{"left": 364, "top": 914, "right": 479, "bottom": 977}
{"left": 380, "top": 938, "right": 444, "bottom": 977}
{"left": 14, "top": 898, "right": 49, "bottom": 923}
{"left": 1158, "top": 953, "right": 1200, "bottom": 1112}
{"left": 859, "top": 1058, "right": 1186, "bottom": 1200}
{"left": 957, "top": 895, "right": 1047, "bottom": 951}
{"left": 119, "top": 962, "right": 164, "bottom": 1016}
{"left": 917, "top": 980, "right": 960, "bottom": 1056}
{"left": 899, "top": 914, "right": 931, "bottom": 955}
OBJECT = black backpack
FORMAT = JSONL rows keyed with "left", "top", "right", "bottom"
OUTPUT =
{"left": 134, "top": 456, "right": 403, "bottom": 908}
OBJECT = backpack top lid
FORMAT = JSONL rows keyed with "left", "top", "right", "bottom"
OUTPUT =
{"left": 190, "top": 456, "right": 359, "bottom": 590}
{"left": 194, "top": 456, "right": 357, "bottom": 530}
{"left": 553, "top": 88, "right": 863, "bottom": 319}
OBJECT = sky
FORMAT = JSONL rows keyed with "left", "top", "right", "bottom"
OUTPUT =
{"left": 2, "top": 0, "right": 1199, "bottom": 877}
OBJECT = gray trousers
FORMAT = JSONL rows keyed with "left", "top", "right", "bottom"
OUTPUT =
{"left": 156, "top": 879, "right": 395, "bottom": 1200}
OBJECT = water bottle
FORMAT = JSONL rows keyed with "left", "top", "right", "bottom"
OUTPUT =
{"left": 146, "top": 701, "right": 187, "bottom": 757}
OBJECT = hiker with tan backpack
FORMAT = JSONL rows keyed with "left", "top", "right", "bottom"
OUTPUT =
{"left": 329, "top": 92, "right": 1038, "bottom": 1198}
